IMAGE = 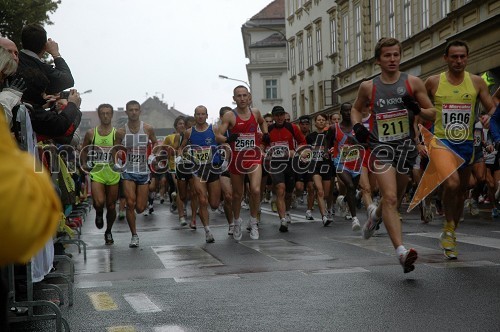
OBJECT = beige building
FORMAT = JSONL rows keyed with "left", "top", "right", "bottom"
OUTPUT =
{"left": 285, "top": 0, "right": 500, "bottom": 119}
{"left": 242, "top": 0, "right": 290, "bottom": 115}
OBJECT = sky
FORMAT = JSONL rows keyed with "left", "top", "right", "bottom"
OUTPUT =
{"left": 44, "top": 0, "right": 274, "bottom": 120}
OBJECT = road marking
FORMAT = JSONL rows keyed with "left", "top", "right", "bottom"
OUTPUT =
{"left": 305, "top": 267, "right": 370, "bottom": 275}
{"left": 152, "top": 245, "right": 223, "bottom": 269}
{"left": 76, "top": 281, "right": 113, "bottom": 289}
{"left": 107, "top": 326, "right": 136, "bottom": 332}
{"left": 425, "top": 260, "right": 500, "bottom": 269}
{"left": 154, "top": 326, "right": 185, "bottom": 332}
{"left": 124, "top": 293, "right": 161, "bottom": 313}
{"left": 174, "top": 274, "right": 240, "bottom": 283}
{"left": 410, "top": 232, "right": 500, "bottom": 250}
{"left": 88, "top": 292, "right": 118, "bottom": 311}
{"left": 241, "top": 239, "right": 332, "bottom": 261}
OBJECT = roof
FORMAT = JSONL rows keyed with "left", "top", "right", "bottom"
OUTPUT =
{"left": 250, "top": 0, "right": 285, "bottom": 20}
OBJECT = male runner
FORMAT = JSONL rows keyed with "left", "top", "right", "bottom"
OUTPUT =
{"left": 81, "top": 104, "right": 120, "bottom": 245}
{"left": 351, "top": 37, "right": 436, "bottom": 273}
{"left": 425, "top": 40, "right": 496, "bottom": 259}
{"left": 179, "top": 105, "right": 221, "bottom": 243}
{"left": 216, "top": 85, "right": 269, "bottom": 241}
{"left": 115, "top": 100, "right": 157, "bottom": 248}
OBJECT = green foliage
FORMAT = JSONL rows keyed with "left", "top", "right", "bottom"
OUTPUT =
{"left": 0, "top": 0, "right": 61, "bottom": 47}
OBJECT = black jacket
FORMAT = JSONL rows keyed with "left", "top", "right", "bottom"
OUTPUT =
{"left": 18, "top": 51, "right": 74, "bottom": 97}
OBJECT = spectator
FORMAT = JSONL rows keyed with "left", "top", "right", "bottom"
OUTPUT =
{"left": 18, "top": 23, "right": 74, "bottom": 106}
{"left": 0, "top": 46, "right": 25, "bottom": 127}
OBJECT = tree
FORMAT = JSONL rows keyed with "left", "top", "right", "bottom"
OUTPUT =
{"left": 0, "top": 0, "right": 61, "bottom": 48}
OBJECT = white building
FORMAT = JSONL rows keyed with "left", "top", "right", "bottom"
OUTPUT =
{"left": 285, "top": 0, "right": 500, "bottom": 120}
{"left": 242, "top": 0, "right": 290, "bottom": 115}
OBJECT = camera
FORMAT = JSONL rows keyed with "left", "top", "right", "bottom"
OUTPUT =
{"left": 60, "top": 90, "right": 70, "bottom": 99}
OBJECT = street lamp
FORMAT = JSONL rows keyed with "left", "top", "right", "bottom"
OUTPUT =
{"left": 218, "top": 75, "right": 250, "bottom": 89}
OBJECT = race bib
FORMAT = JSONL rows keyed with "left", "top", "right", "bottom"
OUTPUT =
{"left": 376, "top": 109, "right": 410, "bottom": 142}
{"left": 90, "top": 146, "right": 112, "bottom": 163}
{"left": 339, "top": 145, "right": 360, "bottom": 163}
{"left": 312, "top": 146, "right": 325, "bottom": 161}
{"left": 126, "top": 146, "right": 147, "bottom": 164}
{"left": 234, "top": 133, "right": 256, "bottom": 152}
{"left": 442, "top": 103, "right": 471, "bottom": 127}
{"left": 270, "top": 141, "right": 289, "bottom": 158}
{"left": 192, "top": 146, "right": 212, "bottom": 164}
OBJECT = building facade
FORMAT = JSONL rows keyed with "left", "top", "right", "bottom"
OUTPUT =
{"left": 285, "top": 0, "right": 500, "bottom": 120}
{"left": 242, "top": 0, "right": 290, "bottom": 115}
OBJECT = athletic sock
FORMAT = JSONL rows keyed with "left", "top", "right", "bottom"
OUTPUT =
{"left": 396, "top": 245, "right": 407, "bottom": 257}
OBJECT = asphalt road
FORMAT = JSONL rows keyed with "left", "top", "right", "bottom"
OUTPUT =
{"left": 10, "top": 196, "right": 500, "bottom": 332}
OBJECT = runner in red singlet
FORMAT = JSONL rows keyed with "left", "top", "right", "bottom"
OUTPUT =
{"left": 216, "top": 85, "right": 269, "bottom": 241}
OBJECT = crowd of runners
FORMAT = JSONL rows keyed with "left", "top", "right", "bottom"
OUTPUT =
{"left": 3, "top": 32, "right": 500, "bottom": 276}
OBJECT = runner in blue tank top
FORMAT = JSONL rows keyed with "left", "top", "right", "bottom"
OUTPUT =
{"left": 179, "top": 105, "right": 222, "bottom": 243}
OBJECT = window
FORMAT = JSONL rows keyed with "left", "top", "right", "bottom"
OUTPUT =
{"left": 441, "top": 0, "right": 451, "bottom": 18}
{"left": 316, "top": 23, "right": 322, "bottom": 63}
{"left": 403, "top": 0, "right": 411, "bottom": 38}
{"left": 289, "top": 41, "right": 296, "bottom": 76}
{"left": 288, "top": 0, "right": 295, "bottom": 16}
{"left": 354, "top": 5, "right": 362, "bottom": 63}
{"left": 342, "top": 13, "right": 350, "bottom": 69}
{"left": 318, "top": 82, "right": 324, "bottom": 110}
{"left": 306, "top": 29, "right": 313, "bottom": 68}
{"left": 309, "top": 86, "right": 315, "bottom": 115}
{"left": 265, "top": 79, "right": 278, "bottom": 99}
{"left": 388, "top": 0, "right": 395, "bottom": 38}
{"left": 374, "top": 0, "right": 381, "bottom": 42}
{"left": 422, "top": 0, "right": 430, "bottom": 29}
{"left": 330, "top": 18, "right": 337, "bottom": 54}
{"left": 298, "top": 35, "right": 304, "bottom": 72}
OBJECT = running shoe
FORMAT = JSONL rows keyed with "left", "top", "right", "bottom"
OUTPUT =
{"left": 129, "top": 235, "right": 139, "bottom": 248}
{"left": 440, "top": 228, "right": 457, "bottom": 260}
{"left": 189, "top": 220, "right": 197, "bottom": 230}
{"left": 118, "top": 211, "right": 125, "bottom": 220}
{"left": 362, "top": 203, "right": 382, "bottom": 239}
{"left": 399, "top": 248, "right": 418, "bottom": 273}
{"left": 422, "top": 201, "right": 434, "bottom": 224}
{"left": 470, "top": 200, "right": 479, "bottom": 216}
{"left": 351, "top": 216, "right": 361, "bottom": 231}
{"left": 305, "top": 210, "right": 314, "bottom": 220}
{"left": 148, "top": 203, "right": 154, "bottom": 214}
{"left": 95, "top": 215, "right": 104, "bottom": 229}
{"left": 249, "top": 222, "right": 259, "bottom": 240}
{"left": 285, "top": 212, "right": 292, "bottom": 224}
{"left": 179, "top": 216, "right": 187, "bottom": 226}
{"left": 104, "top": 231, "right": 114, "bottom": 245}
{"left": 279, "top": 219, "right": 288, "bottom": 233}
{"left": 271, "top": 200, "right": 278, "bottom": 212}
{"left": 233, "top": 218, "right": 243, "bottom": 241}
{"left": 492, "top": 208, "right": 499, "bottom": 219}
{"left": 228, "top": 224, "right": 235, "bottom": 235}
{"left": 160, "top": 198, "right": 165, "bottom": 204}
{"left": 323, "top": 215, "right": 333, "bottom": 227}
{"left": 205, "top": 232, "right": 215, "bottom": 243}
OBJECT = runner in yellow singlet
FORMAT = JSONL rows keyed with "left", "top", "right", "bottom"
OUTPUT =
{"left": 425, "top": 40, "right": 496, "bottom": 260}
{"left": 81, "top": 104, "right": 120, "bottom": 245}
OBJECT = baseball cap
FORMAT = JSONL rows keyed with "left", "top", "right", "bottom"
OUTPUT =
{"left": 271, "top": 106, "right": 286, "bottom": 115}
{"left": 298, "top": 115, "right": 310, "bottom": 124}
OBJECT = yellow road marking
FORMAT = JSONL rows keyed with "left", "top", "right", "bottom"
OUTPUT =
{"left": 107, "top": 326, "right": 136, "bottom": 332}
{"left": 88, "top": 292, "right": 118, "bottom": 311}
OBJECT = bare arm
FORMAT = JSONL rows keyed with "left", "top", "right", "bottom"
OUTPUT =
{"left": 471, "top": 75, "right": 496, "bottom": 115}
{"left": 215, "top": 111, "right": 235, "bottom": 144}
{"left": 351, "top": 81, "right": 372, "bottom": 124}
{"left": 410, "top": 76, "right": 436, "bottom": 121}
{"left": 79, "top": 128, "right": 94, "bottom": 170}
{"left": 179, "top": 128, "right": 191, "bottom": 151}
{"left": 253, "top": 108, "right": 268, "bottom": 134}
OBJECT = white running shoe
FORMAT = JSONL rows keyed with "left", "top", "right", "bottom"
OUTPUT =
{"left": 205, "top": 232, "right": 215, "bottom": 243}
{"left": 228, "top": 223, "right": 235, "bottom": 235}
{"left": 179, "top": 216, "right": 187, "bottom": 226}
{"left": 129, "top": 235, "right": 139, "bottom": 248}
{"left": 233, "top": 218, "right": 243, "bottom": 241}
{"left": 249, "top": 222, "right": 259, "bottom": 240}
{"left": 305, "top": 210, "right": 314, "bottom": 220}
{"left": 285, "top": 212, "right": 292, "bottom": 224}
{"left": 362, "top": 203, "right": 381, "bottom": 239}
{"left": 351, "top": 216, "right": 361, "bottom": 231}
